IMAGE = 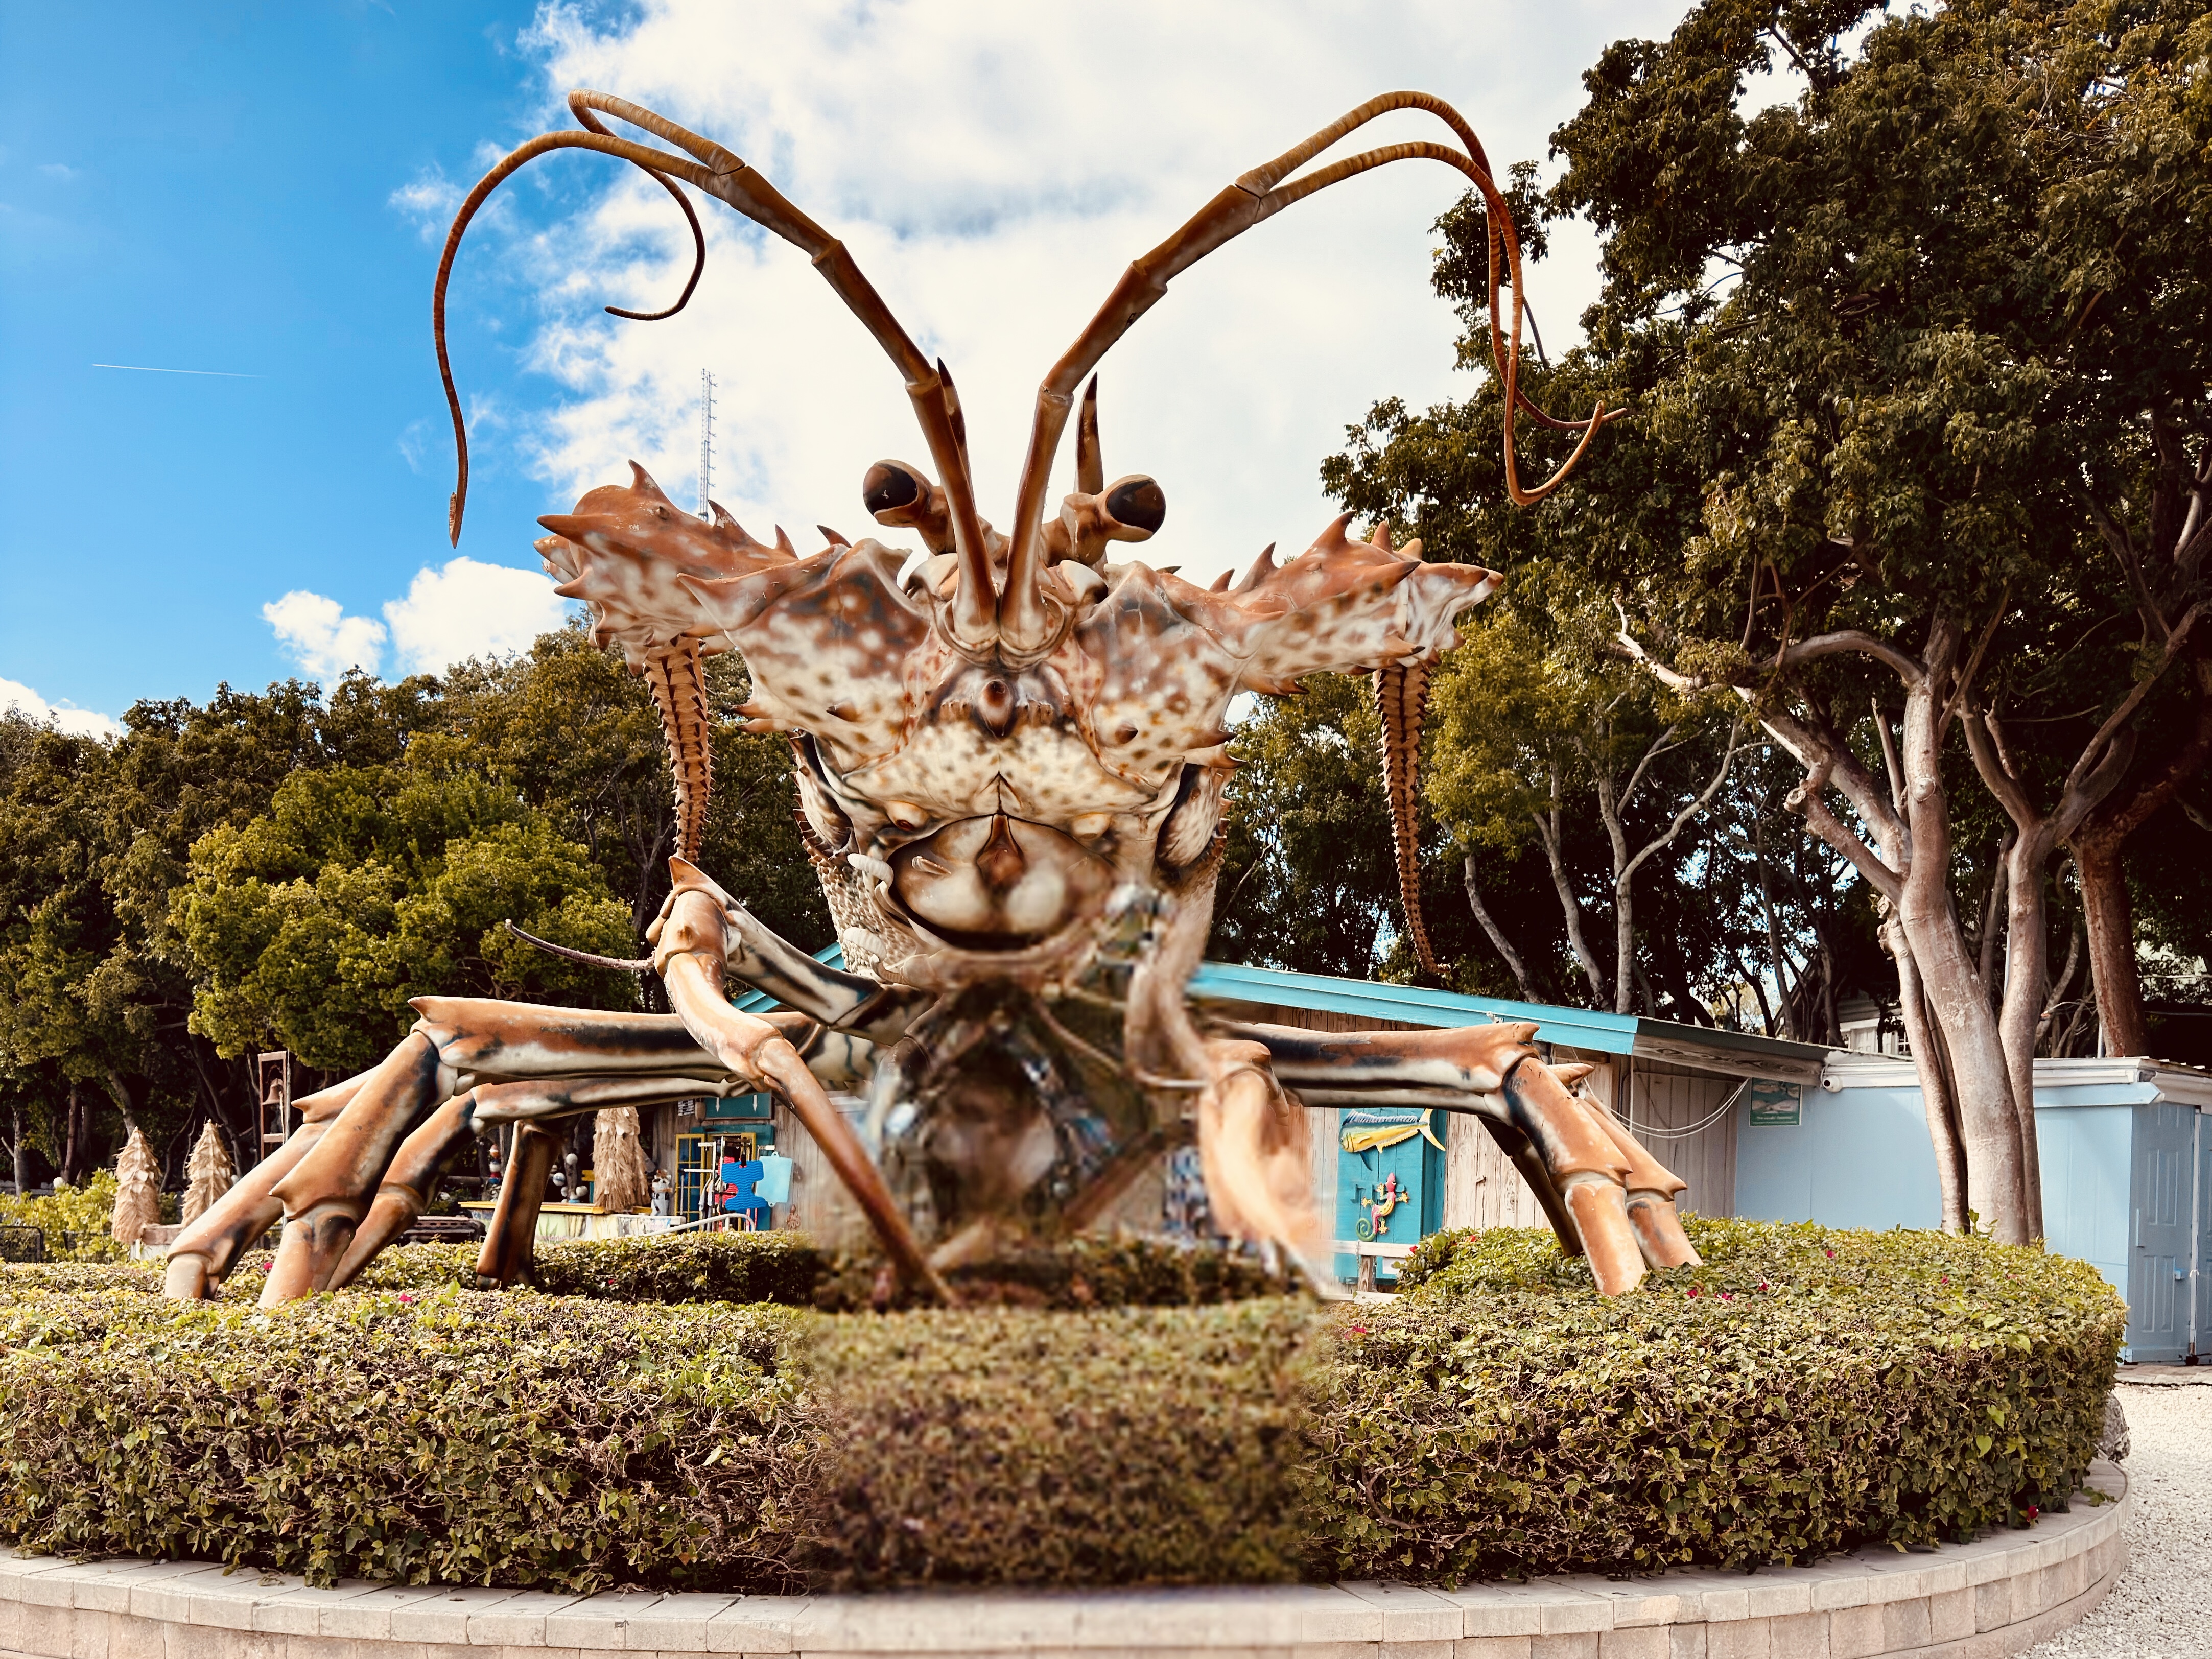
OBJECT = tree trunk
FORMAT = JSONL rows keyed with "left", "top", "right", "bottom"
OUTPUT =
{"left": 1592, "top": 765, "right": 1637, "bottom": 1017}
{"left": 2068, "top": 649, "right": 2212, "bottom": 1057}
{"left": 1462, "top": 854, "right": 1539, "bottom": 1001}
{"left": 8, "top": 1103, "right": 24, "bottom": 1196}
{"left": 100, "top": 1069, "right": 144, "bottom": 1140}
{"left": 1887, "top": 914, "right": 1967, "bottom": 1232}
{"left": 1534, "top": 790, "right": 1608, "bottom": 1006}
{"left": 2073, "top": 833, "right": 2145, "bottom": 1056}
{"left": 1993, "top": 831, "right": 2053, "bottom": 1239}
{"left": 1895, "top": 622, "right": 2028, "bottom": 1242}
{"left": 60, "top": 1081, "right": 85, "bottom": 1186}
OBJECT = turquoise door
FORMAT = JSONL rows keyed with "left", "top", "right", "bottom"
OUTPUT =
{"left": 1334, "top": 1107, "right": 1446, "bottom": 1285}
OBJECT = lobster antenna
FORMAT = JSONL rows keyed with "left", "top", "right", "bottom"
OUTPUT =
{"left": 434, "top": 91, "right": 997, "bottom": 648}
{"left": 997, "top": 89, "right": 1615, "bottom": 653}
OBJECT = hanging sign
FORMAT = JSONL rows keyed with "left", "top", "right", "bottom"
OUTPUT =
{"left": 1746, "top": 1081, "right": 1802, "bottom": 1127}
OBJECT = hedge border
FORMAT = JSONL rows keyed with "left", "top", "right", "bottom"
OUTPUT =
{"left": 0, "top": 1220, "right": 2123, "bottom": 1591}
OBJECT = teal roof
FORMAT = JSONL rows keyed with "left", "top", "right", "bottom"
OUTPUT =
{"left": 733, "top": 945, "right": 1826, "bottom": 1081}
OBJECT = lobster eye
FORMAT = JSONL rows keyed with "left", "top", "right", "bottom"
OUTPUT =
{"left": 863, "top": 461, "right": 922, "bottom": 516}
{"left": 1104, "top": 475, "right": 1166, "bottom": 536}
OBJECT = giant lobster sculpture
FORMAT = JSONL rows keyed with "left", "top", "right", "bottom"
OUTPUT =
{"left": 164, "top": 89, "right": 1699, "bottom": 1305}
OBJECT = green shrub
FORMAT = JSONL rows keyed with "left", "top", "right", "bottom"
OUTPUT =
{"left": 0, "top": 1221, "right": 2123, "bottom": 1592}
{"left": 0, "top": 1281, "right": 1313, "bottom": 1592}
{"left": 801, "top": 1301, "right": 1314, "bottom": 1587}
{"left": 0, "top": 1261, "right": 162, "bottom": 1295}
{"left": 348, "top": 1230, "right": 832, "bottom": 1307}
{"left": 0, "top": 1173, "right": 128, "bottom": 1261}
{"left": 1302, "top": 1218, "right": 2125, "bottom": 1583}
{"left": 344, "top": 1230, "right": 1285, "bottom": 1313}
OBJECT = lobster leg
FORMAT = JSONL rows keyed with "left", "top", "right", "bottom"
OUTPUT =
{"left": 262, "top": 1032, "right": 448, "bottom": 1305}
{"left": 655, "top": 875, "right": 949, "bottom": 1299}
{"left": 1219, "top": 1018, "right": 1701, "bottom": 1293}
{"left": 478, "top": 1122, "right": 560, "bottom": 1288}
{"left": 160, "top": 1069, "right": 375, "bottom": 1299}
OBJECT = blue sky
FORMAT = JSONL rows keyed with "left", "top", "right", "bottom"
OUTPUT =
{"left": 2, "top": 0, "right": 1708, "bottom": 733}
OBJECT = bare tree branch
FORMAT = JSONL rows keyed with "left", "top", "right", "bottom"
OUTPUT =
{"left": 1462, "top": 853, "right": 1540, "bottom": 1002}
{"left": 1789, "top": 759, "right": 1906, "bottom": 905}
{"left": 1778, "top": 630, "right": 1928, "bottom": 686}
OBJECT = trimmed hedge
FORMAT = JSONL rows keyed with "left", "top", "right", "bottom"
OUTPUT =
{"left": 1305, "top": 1219, "right": 2126, "bottom": 1582}
{"left": 344, "top": 1230, "right": 1286, "bottom": 1312}
{"left": 350, "top": 1230, "right": 830, "bottom": 1307}
{"left": 0, "top": 1221, "right": 2122, "bottom": 1591}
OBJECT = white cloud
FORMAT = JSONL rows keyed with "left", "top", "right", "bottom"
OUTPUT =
{"left": 390, "top": 170, "right": 464, "bottom": 240}
{"left": 263, "top": 590, "right": 389, "bottom": 682}
{"left": 421, "top": 0, "right": 1692, "bottom": 587}
{"left": 0, "top": 677, "right": 121, "bottom": 740}
{"left": 263, "top": 559, "right": 575, "bottom": 682}
{"left": 383, "top": 557, "right": 573, "bottom": 675}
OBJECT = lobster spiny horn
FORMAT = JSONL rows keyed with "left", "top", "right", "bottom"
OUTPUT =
{"left": 1075, "top": 374, "right": 1104, "bottom": 495}
{"left": 435, "top": 88, "right": 991, "bottom": 594}
{"left": 1234, "top": 544, "right": 1277, "bottom": 592}
{"left": 998, "top": 92, "right": 1613, "bottom": 629}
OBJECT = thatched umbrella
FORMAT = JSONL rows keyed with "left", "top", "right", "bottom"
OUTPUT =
{"left": 181, "top": 1121, "right": 236, "bottom": 1223}
{"left": 592, "top": 1106, "right": 651, "bottom": 1212}
{"left": 111, "top": 1126, "right": 162, "bottom": 1246}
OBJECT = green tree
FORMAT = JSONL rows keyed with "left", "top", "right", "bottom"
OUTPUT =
{"left": 1210, "top": 676, "right": 1399, "bottom": 979}
{"left": 1424, "top": 605, "right": 1744, "bottom": 1015}
{"left": 1331, "top": 0, "right": 2212, "bottom": 1243}
{"left": 436, "top": 626, "right": 828, "bottom": 955}
{"left": 174, "top": 761, "right": 639, "bottom": 1074}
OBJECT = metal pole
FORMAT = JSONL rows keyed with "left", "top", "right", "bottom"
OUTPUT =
{"left": 697, "top": 369, "right": 716, "bottom": 517}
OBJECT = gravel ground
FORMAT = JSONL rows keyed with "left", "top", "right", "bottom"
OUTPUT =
{"left": 2025, "top": 1381, "right": 2212, "bottom": 1659}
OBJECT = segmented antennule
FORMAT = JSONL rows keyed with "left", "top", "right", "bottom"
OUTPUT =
{"left": 643, "top": 645, "right": 715, "bottom": 865}
{"left": 1374, "top": 659, "right": 1442, "bottom": 981}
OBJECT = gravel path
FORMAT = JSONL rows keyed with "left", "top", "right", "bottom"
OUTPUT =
{"left": 2026, "top": 1381, "right": 2212, "bottom": 1659}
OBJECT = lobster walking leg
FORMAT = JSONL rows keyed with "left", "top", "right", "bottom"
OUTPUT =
{"left": 478, "top": 1122, "right": 560, "bottom": 1288}
{"left": 161, "top": 1069, "right": 375, "bottom": 1299}
{"left": 263, "top": 1032, "right": 448, "bottom": 1306}
{"left": 1220, "top": 1018, "right": 1701, "bottom": 1293}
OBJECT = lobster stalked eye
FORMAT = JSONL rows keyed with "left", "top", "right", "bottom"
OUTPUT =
{"left": 863, "top": 461, "right": 923, "bottom": 515}
{"left": 1104, "top": 475, "right": 1166, "bottom": 536}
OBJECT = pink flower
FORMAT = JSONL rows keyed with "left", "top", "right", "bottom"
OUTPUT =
{"left": 1721, "top": 1292, "right": 1735, "bottom": 1301}
{"left": 1687, "top": 1287, "right": 1699, "bottom": 1298}
{"left": 1347, "top": 1324, "right": 1369, "bottom": 1335}
{"left": 397, "top": 1293, "right": 415, "bottom": 1304}
{"left": 1758, "top": 1283, "right": 1770, "bottom": 1292}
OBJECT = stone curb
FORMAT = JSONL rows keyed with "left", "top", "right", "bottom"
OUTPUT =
{"left": 0, "top": 1462, "right": 2128, "bottom": 1659}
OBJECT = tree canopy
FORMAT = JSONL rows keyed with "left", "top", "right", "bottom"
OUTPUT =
{"left": 0, "top": 626, "right": 823, "bottom": 1191}
{"left": 1324, "top": 0, "right": 2212, "bottom": 1242}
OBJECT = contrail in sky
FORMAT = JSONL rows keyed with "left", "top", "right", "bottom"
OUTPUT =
{"left": 92, "top": 363, "right": 260, "bottom": 378}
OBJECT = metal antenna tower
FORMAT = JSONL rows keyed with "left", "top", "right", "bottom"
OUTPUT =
{"left": 697, "top": 368, "right": 716, "bottom": 518}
